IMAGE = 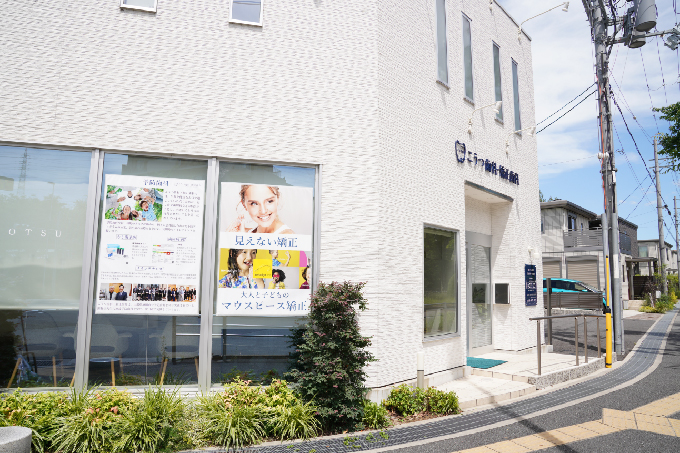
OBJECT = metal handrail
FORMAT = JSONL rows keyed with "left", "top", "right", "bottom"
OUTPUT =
{"left": 528, "top": 314, "right": 605, "bottom": 376}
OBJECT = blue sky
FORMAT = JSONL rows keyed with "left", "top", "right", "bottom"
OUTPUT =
{"left": 498, "top": 0, "right": 680, "bottom": 242}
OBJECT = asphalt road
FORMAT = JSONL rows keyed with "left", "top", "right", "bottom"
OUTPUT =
{"left": 392, "top": 310, "right": 680, "bottom": 453}
{"left": 548, "top": 314, "right": 658, "bottom": 359}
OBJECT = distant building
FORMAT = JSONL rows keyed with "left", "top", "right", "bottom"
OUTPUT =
{"left": 637, "top": 239, "right": 677, "bottom": 275}
{"left": 540, "top": 200, "right": 643, "bottom": 303}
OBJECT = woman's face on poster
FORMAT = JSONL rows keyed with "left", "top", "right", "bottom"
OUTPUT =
{"left": 236, "top": 249, "right": 257, "bottom": 272}
{"left": 122, "top": 205, "right": 131, "bottom": 216}
{"left": 243, "top": 186, "right": 279, "bottom": 228}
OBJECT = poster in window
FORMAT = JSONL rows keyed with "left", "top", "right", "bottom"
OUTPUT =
{"left": 95, "top": 175, "right": 205, "bottom": 315}
{"left": 215, "top": 182, "right": 313, "bottom": 316}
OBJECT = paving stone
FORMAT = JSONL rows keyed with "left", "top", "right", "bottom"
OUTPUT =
{"left": 484, "top": 440, "right": 531, "bottom": 452}
{"left": 509, "top": 434, "right": 560, "bottom": 450}
{"left": 667, "top": 418, "right": 680, "bottom": 436}
{"left": 533, "top": 429, "right": 578, "bottom": 445}
{"left": 577, "top": 420, "right": 622, "bottom": 436}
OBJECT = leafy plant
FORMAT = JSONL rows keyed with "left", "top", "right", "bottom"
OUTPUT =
{"left": 640, "top": 293, "right": 677, "bottom": 313}
{"left": 285, "top": 281, "right": 375, "bottom": 432}
{"left": 114, "top": 387, "right": 186, "bottom": 453}
{"left": 195, "top": 392, "right": 266, "bottom": 449}
{"left": 424, "top": 387, "right": 460, "bottom": 415}
{"left": 384, "top": 385, "right": 426, "bottom": 416}
{"left": 270, "top": 401, "right": 320, "bottom": 440}
{"left": 362, "top": 400, "right": 390, "bottom": 429}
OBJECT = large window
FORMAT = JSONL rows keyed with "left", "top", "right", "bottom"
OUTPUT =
{"left": 512, "top": 59, "right": 521, "bottom": 131}
{"left": 639, "top": 246, "right": 648, "bottom": 257}
{"left": 462, "top": 14, "right": 474, "bottom": 101}
{"left": 212, "top": 163, "right": 315, "bottom": 385}
{"left": 0, "top": 147, "right": 91, "bottom": 388}
{"left": 493, "top": 43, "right": 503, "bottom": 121}
{"left": 424, "top": 228, "right": 458, "bottom": 337}
{"left": 89, "top": 155, "right": 209, "bottom": 387}
{"left": 230, "top": 0, "right": 264, "bottom": 26}
{"left": 436, "top": 0, "right": 449, "bottom": 85}
{"left": 0, "top": 145, "right": 318, "bottom": 390}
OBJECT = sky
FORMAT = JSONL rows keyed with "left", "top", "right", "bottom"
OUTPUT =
{"left": 497, "top": 0, "right": 680, "bottom": 243}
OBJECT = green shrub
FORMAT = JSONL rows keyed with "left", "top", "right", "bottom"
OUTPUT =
{"left": 195, "top": 393, "right": 266, "bottom": 449}
{"left": 425, "top": 387, "right": 460, "bottom": 415}
{"left": 362, "top": 400, "right": 390, "bottom": 429}
{"left": 270, "top": 401, "right": 320, "bottom": 440}
{"left": 384, "top": 385, "right": 426, "bottom": 416}
{"left": 114, "top": 387, "right": 186, "bottom": 453}
{"left": 640, "top": 294, "right": 677, "bottom": 313}
{"left": 285, "top": 281, "right": 375, "bottom": 432}
{"left": 49, "top": 387, "right": 136, "bottom": 453}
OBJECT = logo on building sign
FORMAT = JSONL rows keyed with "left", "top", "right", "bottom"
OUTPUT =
{"left": 455, "top": 140, "right": 519, "bottom": 185}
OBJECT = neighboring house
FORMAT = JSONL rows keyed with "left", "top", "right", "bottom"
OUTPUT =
{"left": 541, "top": 200, "right": 639, "bottom": 303}
{"left": 637, "top": 240, "right": 677, "bottom": 275}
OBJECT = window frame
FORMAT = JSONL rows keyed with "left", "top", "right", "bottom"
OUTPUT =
{"left": 422, "top": 224, "right": 461, "bottom": 341}
{"left": 461, "top": 13, "right": 474, "bottom": 103}
{"left": 511, "top": 58, "right": 522, "bottom": 131}
{"left": 435, "top": 0, "right": 450, "bottom": 87}
{"left": 0, "top": 142, "right": 320, "bottom": 393}
{"left": 119, "top": 0, "right": 158, "bottom": 13}
{"left": 492, "top": 42, "right": 503, "bottom": 122}
{"left": 229, "top": 0, "right": 265, "bottom": 27}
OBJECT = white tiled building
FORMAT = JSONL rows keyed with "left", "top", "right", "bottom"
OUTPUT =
{"left": 0, "top": 1, "right": 541, "bottom": 392}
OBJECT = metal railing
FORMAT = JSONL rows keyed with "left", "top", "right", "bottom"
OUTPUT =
{"left": 528, "top": 313, "right": 605, "bottom": 376}
{"left": 563, "top": 229, "right": 603, "bottom": 248}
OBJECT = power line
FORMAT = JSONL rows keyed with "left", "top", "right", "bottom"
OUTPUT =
{"left": 538, "top": 154, "right": 599, "bottom": 167}
{"left": 536, "top": 89, "right": 597, "bottom": 134}
{"left": 536, "top": 83, "right": 596, "bottom": 125}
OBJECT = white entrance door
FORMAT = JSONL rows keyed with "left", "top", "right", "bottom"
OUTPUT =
{"left": 466, "top": 232, "right": 493, "bottom": 355}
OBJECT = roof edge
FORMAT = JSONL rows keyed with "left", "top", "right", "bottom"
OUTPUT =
{"left": 493, "top": 1, "right": 532, "bottom": 41}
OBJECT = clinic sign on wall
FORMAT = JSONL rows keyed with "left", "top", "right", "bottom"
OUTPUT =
{"left": 215, "top": 182, "right": 313, "bottom": 316}
{"left": 95, "top": 175, "right": 205, "bottom": 315}
{"left": 455, "top": 141, "right": 520, "bottom": 185}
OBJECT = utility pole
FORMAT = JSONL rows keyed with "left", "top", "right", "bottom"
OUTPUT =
{"left": 675, "top": 197, "right": 679, "bottom": 279}
{"left": 582, "top": 0, "right": 680, "bottom": 356}
{"left": 654, "top": 136, "right": 667, "bottom": 294}
{"left": 586, "top": 0, "right": 623, "bottom": 356}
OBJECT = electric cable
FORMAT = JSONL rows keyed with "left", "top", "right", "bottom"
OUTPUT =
{"left": 536, "top": 89, "right": 597, "bottom": 133}
{"left": 536, "top": 83, "right": 596, "bottom": 125}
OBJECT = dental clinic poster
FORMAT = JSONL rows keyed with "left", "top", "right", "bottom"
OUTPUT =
{"left": 216, "top": 182, "right": 313, "bottom": 316}
{"left": 95, "top": 174, "right": 205, "bottom": 315}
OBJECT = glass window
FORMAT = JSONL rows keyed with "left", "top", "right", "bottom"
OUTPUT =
{"left": 462, "top": 14, "right": 474, "bottom": 101}
{"left": 640, "top": 246, "right": 648, "bottom": 257}
{"left": 424, "top": 228, "right": 458, "bottom": 337}
{"left": 0, "top": 146, "right": 92, "bottom": 388}
{"left": 120, "top": 0, "right": 157, "bottom": 12}
{"left": 512, "top": 59, "right": 521, "bottom": 130}
{"left": 493, "top": 43, "right": 503, "bottom": 121}
{"left": 89, "top": 155, "right": 208, "bottom": 387}
{"left": 230, "top": 0, "right": 264, "bottom": 26}
{"left": 212, "top": 162, "right": 315, "bottom": 385}
{"left": 436, "top": 0, "right": 448, "bottom": 85}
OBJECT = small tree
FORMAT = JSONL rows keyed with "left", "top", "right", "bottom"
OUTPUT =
{"left": 653, "top": 102, "right": 680, "bottom": 171}
{"left": 285, "top": 281, "right": 375, "bottom": 433}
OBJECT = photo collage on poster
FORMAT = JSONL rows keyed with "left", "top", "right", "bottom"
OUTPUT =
{"left": 96, "top": 174, "right": 205, "bottom": 315}
{"left": 216, "top": 182, "right": 313, "bottom": 316}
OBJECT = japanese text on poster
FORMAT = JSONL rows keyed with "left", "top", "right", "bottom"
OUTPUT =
{"left": 216, "top": 182, "right": 313, "bottom": 316}
{"left": 96, "top": 175, "right": 205, "bottom": 315}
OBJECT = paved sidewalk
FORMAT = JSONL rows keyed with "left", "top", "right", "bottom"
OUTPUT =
{"left": 183, "top": 306, "right": 678, "bottom": 453}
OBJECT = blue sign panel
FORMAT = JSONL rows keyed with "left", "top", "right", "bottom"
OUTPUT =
{"left": 525, "top": 264, "right": 537, "bottom": 306}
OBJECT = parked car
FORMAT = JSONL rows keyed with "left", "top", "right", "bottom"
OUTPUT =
{"left": 542, "top": 278, "right": 607, "bottom": 307}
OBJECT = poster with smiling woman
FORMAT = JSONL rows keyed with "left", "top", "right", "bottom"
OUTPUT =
{"left": 215, "top": 182, "right": 313, "bottom": 316}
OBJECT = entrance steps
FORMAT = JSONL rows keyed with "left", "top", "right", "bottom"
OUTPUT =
{"left": 437, "top": 350, "right": 607, "bottom": 410}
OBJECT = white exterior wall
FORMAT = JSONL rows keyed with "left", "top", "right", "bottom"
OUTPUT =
{"left": 377, "top": 0, "right": 541, "bottom": 385}
{"left": 1, "top": 0, "right": 541, "bottom": 389}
